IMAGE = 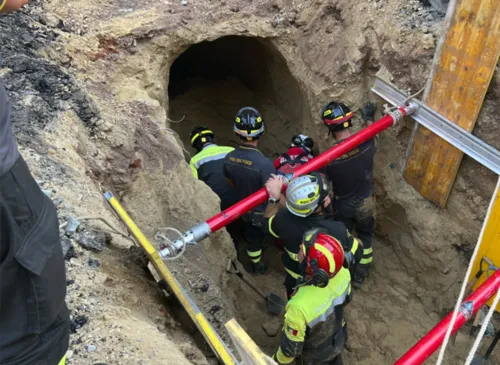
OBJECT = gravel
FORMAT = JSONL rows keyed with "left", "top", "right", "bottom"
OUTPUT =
{"left": 0, "top": 0, "right": 101, "bottom": 153}
{"left": 396, "top": 0, "right": 446, "bottom": 32}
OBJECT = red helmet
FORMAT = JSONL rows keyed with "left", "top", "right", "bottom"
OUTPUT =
{"left": 303, "top": 231, "right": 345, "bottom": 284}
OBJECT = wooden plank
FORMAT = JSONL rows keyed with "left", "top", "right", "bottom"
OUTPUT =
{"left": 403, "top": 0, "right": 500, "bottom": 207}
{"left": 470, "top": 177, "right": 500, "bottom": 311}
{"left": 225, "top": 319, "right": 276, "bottom": 365}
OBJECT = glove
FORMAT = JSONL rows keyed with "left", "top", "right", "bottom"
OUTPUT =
{"left": 360, "top": 102, "right": 377, "bottom": 122}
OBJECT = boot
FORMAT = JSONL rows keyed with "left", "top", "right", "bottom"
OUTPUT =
{"left": 253, "top": 261, "right": 268, "bottom": 275}
{"left": 352, "top": 264, "right": 370, "bottom": 288}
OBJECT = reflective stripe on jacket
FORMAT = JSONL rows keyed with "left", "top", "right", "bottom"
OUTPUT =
{"left": 189, "top": 144, "right": 236, "bottom": 209}
{"left": 263, "top": 210, "right": 360, "bottom": 280}
{"left": 189, "top": 144, "right": 234, "bottom": 179}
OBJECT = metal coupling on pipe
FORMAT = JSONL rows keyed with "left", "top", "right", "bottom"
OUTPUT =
{"left": 388, "top": 109, "right": 405, "bottom": 125}
{"left": 158, "top": 222, "right": 211, "bottom": 258}
{"left": 459, "top": 301, "right": 474, "bottom": 320}
{"left": 405, "top": 101, "right": 420, "bottom": 116}
{"left": 388, "top": 102, "right": 420, "bottom": 125}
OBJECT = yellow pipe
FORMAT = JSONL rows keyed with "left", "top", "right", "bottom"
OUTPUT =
{"left": 104, "top": 192, "right": 238, "bottom": 365}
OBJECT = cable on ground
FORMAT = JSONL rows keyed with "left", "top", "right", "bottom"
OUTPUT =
{"left": 59, "top": 216, "right": 137, "bottom": 245}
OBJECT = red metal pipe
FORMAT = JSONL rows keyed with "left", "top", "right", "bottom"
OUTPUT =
{"left": 207, "top": 106, "right": 411, "bottom": 232}
{"left": 158, "top": 105, "right": 416, "bottom": 258}
{"left": 394, "top": 269, "right": 500, "bottom": 365}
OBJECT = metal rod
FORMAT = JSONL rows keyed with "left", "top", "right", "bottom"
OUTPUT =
{"left": 371, "top": 76, "right": 500, "bottom": 174}
{"left": 159, "top": 104, "right": 417, "bottom": 258}
{"left": 393, "top": 269, "right": 500, "bottom": 365}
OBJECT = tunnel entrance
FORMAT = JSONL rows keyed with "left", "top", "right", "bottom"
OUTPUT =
{"left": 167, "top": 35, "right": 309, "bottom": 159}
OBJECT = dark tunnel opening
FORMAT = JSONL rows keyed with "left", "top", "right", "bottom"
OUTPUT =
{"left": 167, "top": 35, "right": 310, "bottom": 159}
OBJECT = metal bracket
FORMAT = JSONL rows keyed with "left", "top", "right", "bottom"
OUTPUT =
{"left": 459, "top": 300, "right": 474, "bottom": 320}
{"left": 371, "top": 76, "right": 500, "bottom": 175}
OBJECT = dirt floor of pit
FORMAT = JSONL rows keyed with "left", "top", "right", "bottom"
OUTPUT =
{"left": 226, "top": 234, "right": 500, "bottom": 364}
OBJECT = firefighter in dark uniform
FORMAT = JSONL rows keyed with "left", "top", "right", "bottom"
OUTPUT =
{"left": 189, "top": 126, "right": 241, "bottom": 240}
{"left": 320, "top": 101, "right": 377, "bottom": 287}
{"left": 189, "top": 126, "right": 237, "bottom": 211}
{"left": 262, "top": 173, "right": 362, "bottom": 299}
{"left": 274, "top": 134, "right": 315, "bottom": 175}
{"left": 0, "top": 2, "right": 70, "bottom": 363}
{"left": 223, "top": 107, "right": 276, "bottom": 275}
{"left": 272, "top": 228, "right": 352, "bottom": 365}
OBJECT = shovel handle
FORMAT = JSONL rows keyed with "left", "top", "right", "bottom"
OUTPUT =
{"left": 229, "top": 260, "right": 268, "bottom": 300}
{"left": 484, "top": 329, "right": 500, "bottom": 359}
{"left": 239, "top": 270, "right": 268, "bottom": 300}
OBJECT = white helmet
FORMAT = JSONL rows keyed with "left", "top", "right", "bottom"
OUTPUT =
{"left": 290, "top": 134, "right": 314, "bottom": 152}
{"left": 286, "top": 173, "right": 329, "bottom": 217}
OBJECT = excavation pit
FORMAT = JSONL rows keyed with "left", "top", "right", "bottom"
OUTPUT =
{"left": 160, "top": 35, "right": 499, "bottom": 365}
{"left": 7, "top": 0, "right": 500, "bottom": 363}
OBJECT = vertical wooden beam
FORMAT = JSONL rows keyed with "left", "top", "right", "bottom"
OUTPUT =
{"left": 403, "top": 0, "right": 500, "bottom": 207}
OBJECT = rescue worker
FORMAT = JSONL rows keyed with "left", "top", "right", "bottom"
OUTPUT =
{"left": 272, "top": 228, "right": 352, "bottom": 365}
{"left": 223, "top": 107, "right": 276, "bottom": 275}
{"left": 262, "top": 173, "right": 362, "bottom": 298}
{"left": 0, "top": 1, "right": 70, "bottom": 365}
{"left": 320, "top": 101, "right": 377, "bottom": 287}
{"left": 189, "top": 126, "right": 237, "bottom": 211}
{"left": 274, "top": 134, "right": 314, "bottom": 175}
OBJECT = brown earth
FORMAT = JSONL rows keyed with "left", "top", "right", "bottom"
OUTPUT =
{"left": 3, "top": 0, "right": 500, "bottom": 364}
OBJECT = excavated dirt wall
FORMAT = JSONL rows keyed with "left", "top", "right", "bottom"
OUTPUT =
{"left": 2, "top": 0, "right": 499, "bottom": 364}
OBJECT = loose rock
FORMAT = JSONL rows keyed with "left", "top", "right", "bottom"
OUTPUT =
{"left": 65, "top": 216, "right": 81, "bottom": 236}
{"left": 75, "top": 230, "right": 111, "bottom": 252}
{"left": 86, "top": 344, "right": 97, "bottom": 352}
{"left": 422, "top": 33, "right": 435, "bottom": 49}
{"left": 262, "top": 318, "right": 281, "bottom": 337}
{"left": 70, "top": 315, "right": 88, "bottom": 333}
{"left": 88, "top": 258, "right": 101, "bottom": 268}
{"left": 61, "top": 237, "right": 77, "bottom": 260}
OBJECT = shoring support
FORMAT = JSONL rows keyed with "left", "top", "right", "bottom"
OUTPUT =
{"left": 402, "top": 0, "right": 500, "bottom": 208}
{"left": 393, "top": 259, "right": 500, "bottom": 364}
{"left": 372, "top": 76, "right": 500, "bottom": 175}
{"left": 104, "top": 192, "right": 239, "bottom": 365}
{"left": 159, "top": 103, "right": 418, "bottom": 258}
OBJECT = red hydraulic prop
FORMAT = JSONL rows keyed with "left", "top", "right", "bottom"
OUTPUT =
{"left": 394, "top": 268, "right": 500, "bottom": 365}
{"left": 158, "top": 104, "right": 417, "bottom": 258}
{"left": 207, "top": 105, "right": 415, "bottom": 232}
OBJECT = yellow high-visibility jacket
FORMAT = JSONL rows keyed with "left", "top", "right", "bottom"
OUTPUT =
{"left": 274, "top": 267, "right": 351, "bottom": 364}
{"left": 189, "top": 144, "right": 236, "bottom": 209}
